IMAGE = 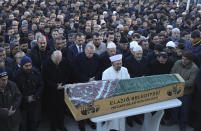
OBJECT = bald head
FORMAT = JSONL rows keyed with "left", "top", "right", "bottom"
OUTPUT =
{"left": 51, "top": 50, "right": 62, "bottom": 65}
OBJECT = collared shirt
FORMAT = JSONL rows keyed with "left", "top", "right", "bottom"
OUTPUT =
{"left": 76, "top": 44, "right": 83, "bottom": 53}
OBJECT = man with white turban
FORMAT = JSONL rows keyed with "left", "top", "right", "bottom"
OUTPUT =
{"left": 124, "top": 45, "right": 149, "bottom": 78}
{"left": 102, "top": 54, "right": 130, "bottom": 131}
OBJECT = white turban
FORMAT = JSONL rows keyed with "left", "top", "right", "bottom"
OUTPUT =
{"left": 128, "top": 31, "right": 134, "bottom": 36}
{"left": 117, "top": 24, "right": 124, "bottom": 29}
{"left": 166, "top": 41, "right": 176, "bottom": 48}
{"left": 109, "top": 54, "right": 122, "bottom": 62}
{"left": 133, "top": 45, "right": 142, "bottom": 52}
{"left": 107, "top": 42, "right": 116, "bottom": 49}
{"left": 130, "top": 41, "right": 138, "bottom": 49}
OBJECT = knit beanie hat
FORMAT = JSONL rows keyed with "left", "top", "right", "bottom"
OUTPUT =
{"left": 20, "top": 56, "right": 32, "bottom": 66}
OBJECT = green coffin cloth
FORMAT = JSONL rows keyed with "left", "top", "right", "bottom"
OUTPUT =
{"left": 113, "top": 74, "right": 180, "bottom": 96}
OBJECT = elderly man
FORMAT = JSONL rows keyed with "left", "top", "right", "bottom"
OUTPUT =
{"left": 42, "top": 50, "right": 71, "bottom": 131}
{"left": 170, "top": 51, "right": 198, "bottom": 131}
{"left": 166, "top": 25, "right": 173, "bottom": 35}
{"left": 0, "top": 67, "right": 22, "bottom": 131}
{"left": 102, "top": 54, "right": 130, "bottom": 131}
{"left": 73, "top": 43, "right": 101, "bottom": 82}
{"left": 129, "top": 41, "right": 138, "bottom": 53}
{"left": 73, "top": 43, "right": 101, "bottom": 131}
{"left": 124, "top": 45, "right": 149, "bottom": 78}
{"left": 123, "top": 45, "right": 149, "bottom": 126}
{"left": 100, "top": 41, "right": 117, "bottom": 74}
{"left": 169, "top": 28, "right": 185, "bottom": 44}
{"left": 102, "top": 54, "right": 130, "bottom": 80}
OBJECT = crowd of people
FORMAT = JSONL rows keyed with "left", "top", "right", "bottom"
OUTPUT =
{"left": 1, "top": 0, "right": 201, "bottom": 131}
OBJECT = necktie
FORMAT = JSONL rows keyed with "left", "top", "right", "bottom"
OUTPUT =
{"left": 79, "top": 46, "right": 82, "bottom": 53}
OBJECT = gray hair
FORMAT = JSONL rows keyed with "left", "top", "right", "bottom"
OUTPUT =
{"left": 0, "top": 47, "right": 5, "bottom": 53}
{"left": 30, "top": 40, "right": 37, "bottom": 49}
{"left": 14, "top": 51, "right": 26, "bottom": 59}
{"left": 172, "top": 28, "right": 180, "bottom": 33}
{"left": 51, "top": 50, "right": 62, "bottom": 65}
{"left": 52, "top": 50, "right": 62, "bottom": 57}
{"left": 85, "top": 43, "right": 95, "bottom": 51}
{"left": 37, "top": 35, "right": 46, "bottom": 42}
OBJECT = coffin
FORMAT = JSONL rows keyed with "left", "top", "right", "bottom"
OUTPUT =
{"left": 64, "top": 74, "right": 184, "bottom": 121}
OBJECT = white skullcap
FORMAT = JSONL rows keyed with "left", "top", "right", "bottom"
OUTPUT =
{"left": 182, "top": 12, "right": 187, "bottom": 15}
{"left": 110, "top": 54, "right": 122, "bottom": 62}
{"left": 140, "top": 36, "right": 146, "bottom": 40}
{"left": 57, "top": 15, "right": 64, "bottom": 19}
{"left": 170, "top": 9, "right": 175, "bottom": 13}
{"left": 197, "top": 4, "right": 201, "bottom": 7}
{"left": 103, "top": 11, "right": 107, "bottom": 14}
{"left": 24, "top": 11, "right": 30, "bottom": 16}
{"left": 167, "top": 25, "right": 173, "bottom": 29}
{"left": 153, "top": 19, "right": 157, "bottom": 22}
{"left": 40, "top": 2, "right": 45, "bottom": 5}
{"left": 100, "top": 20, "right": 106, "bottom": 25}
{"left": 133, "top": 45, "right": 142, "bottom": 52}
{"left": 128, "top": 31, "right": 134, "bottom": 36}
{"left": 113, "top": 11, "right": 117, "bottom": 15}
{"left": 172, "top": 28, "right": 180, "bottom": 33}
{"left": 107, "top": 42, "right": 116, "bottom": 49}
{"left": 117, "top": 24, "right": 124, "bottom": 29}
{"left": 166, "top": 41, "right": 176, "bottom": 48}
{"left": 130, "top": 41, "right": 138, "bottom": 49}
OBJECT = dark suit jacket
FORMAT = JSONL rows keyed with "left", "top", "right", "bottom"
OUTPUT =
{"left": 99, "top": 51, "right": 111, "bottom": 73}
{"left": 73, "top": 52, "right": 101, "bottom": 82}
{"left": 67, "top": 44, "right": 85, "bottom": 62}
{"left": 124, "top": 56, "right": 149, "bottom": 78}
